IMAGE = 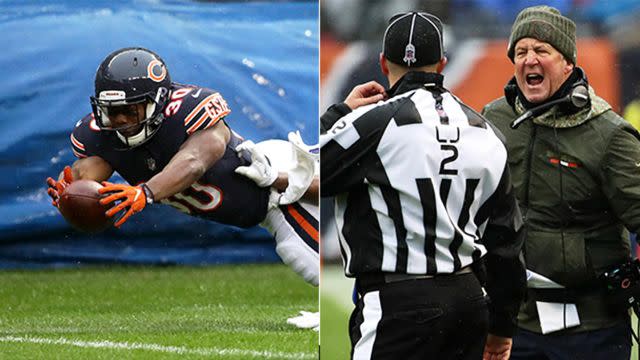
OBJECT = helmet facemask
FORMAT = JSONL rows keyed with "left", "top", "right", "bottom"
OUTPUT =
{"left": 90, "top": 87, "right": 168, "bottom": 148}
{"left": 90, "top": 47, "right": 172, "bottom": 149}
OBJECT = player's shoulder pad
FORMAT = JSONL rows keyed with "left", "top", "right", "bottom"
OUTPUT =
{"left": 70, "top": 113, "right": 101, "bottom": 159}
{"left": 167, "top": 83, "right": 231, "bottom": 135}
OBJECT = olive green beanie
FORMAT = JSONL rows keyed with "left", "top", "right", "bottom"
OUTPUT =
{"left": 507, "top": 5, "right": 576, "bottom": 64}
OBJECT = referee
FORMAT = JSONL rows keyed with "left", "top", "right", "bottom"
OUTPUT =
{"left": 320, "top": 12, "right": 526, "bottom": 360}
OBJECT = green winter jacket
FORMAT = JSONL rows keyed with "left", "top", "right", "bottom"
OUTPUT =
{"left": 483, "top": 86, "right": 640, "bottom": 333}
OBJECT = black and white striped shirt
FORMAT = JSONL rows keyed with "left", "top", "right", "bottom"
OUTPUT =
{"left": 321, "top": 72, "right": 523, "bottom": 278}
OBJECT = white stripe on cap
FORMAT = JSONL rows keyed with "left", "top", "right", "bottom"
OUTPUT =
{"left": 416, "top": 12, "right": 444, "bottom": 60}
{"left": 403, "top": 13, "right": 418, "bottom": 66}
{"left": 381, "top": 12, "right": 413, "bottom": 54}
{"left": 408, "top": 13, "right": 416, "bottom": 44}
{"left": 382, "top": 12, "right": 444, "bottom": 66}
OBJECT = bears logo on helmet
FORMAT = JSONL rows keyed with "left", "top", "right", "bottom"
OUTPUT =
{"left": 147, "top": 59, "right": 167, "bottom": 83}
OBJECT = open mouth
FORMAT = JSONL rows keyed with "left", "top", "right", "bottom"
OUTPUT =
{"left": 526, "top": 73, "right": 544, "bottom": 86}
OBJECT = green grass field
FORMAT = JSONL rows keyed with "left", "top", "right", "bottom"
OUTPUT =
{"left": 320, "top": 265, "right": 352, "bottom": 360}
{"left": 0, "top": 264, "right": 318, "bottom": 359}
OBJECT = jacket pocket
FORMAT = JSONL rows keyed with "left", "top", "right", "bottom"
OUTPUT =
{"left": 585, "top": 230, "right": 630, "bottom": 274}
{"left": 525, "top": 230, "right": 594, "bottom": 288}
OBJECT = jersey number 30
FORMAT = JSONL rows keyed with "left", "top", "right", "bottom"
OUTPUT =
{"left": 160, "top": 183, "right": 223, "bottom": 214}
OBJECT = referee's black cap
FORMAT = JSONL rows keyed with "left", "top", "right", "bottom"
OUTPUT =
{"left": 382, "top": 12, "right": 444, "bottom": 67}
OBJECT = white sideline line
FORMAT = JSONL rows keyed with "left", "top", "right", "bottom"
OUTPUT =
{"left": 0, "top": 335, "right": 316, "bottom": 359}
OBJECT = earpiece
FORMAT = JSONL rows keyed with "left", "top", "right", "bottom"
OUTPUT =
{"left": 565, "top": 67, "right": 590, "bottom": 111}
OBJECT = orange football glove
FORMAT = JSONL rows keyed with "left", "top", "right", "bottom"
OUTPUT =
{"left": 46, "top": 165, "right": 74, "bottom": 208}
{"left": 98, "top": 182, "right": 151, "bottom": 228}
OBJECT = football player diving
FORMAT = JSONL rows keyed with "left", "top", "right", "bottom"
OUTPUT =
{"left": 45, "top": 47, "right": 319, "bottom": 328}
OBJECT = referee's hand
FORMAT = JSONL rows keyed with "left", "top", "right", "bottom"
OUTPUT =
{"left": 483, "top": 334, "right": 512, "bottom": 360}
{"left": 344, "top": 81, "right": 386, "bottom": 110}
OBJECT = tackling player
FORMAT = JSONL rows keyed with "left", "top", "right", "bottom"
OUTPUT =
{"left": 45, "top": 48, "right": 319, "bottom": 319}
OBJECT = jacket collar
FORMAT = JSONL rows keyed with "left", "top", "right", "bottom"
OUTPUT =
{"left": 387, "top": 71, "right": 445, "bottom": 97}
{"left": 513, "top": 86, "right": 611, "bottom": 128}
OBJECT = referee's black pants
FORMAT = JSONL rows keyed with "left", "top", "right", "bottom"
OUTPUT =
{"left": 349, "top": 272, "right": 489, "bottom": 360}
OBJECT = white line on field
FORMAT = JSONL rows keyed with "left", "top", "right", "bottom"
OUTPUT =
{"left": 0, "top": 335, "right": 316, "bottom": 359}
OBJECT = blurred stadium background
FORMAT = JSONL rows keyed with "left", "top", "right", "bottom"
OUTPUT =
{"left": 320, "top": 1, "right": 640, "bottom": 359}
{"left": 0, "top": 0, "right": 318, "bottom": 358}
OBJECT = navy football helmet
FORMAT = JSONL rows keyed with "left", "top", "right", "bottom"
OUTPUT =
{"left": 90, "top": 47, "right": 171, "bottom": 147}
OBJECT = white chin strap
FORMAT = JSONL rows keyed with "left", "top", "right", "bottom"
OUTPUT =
{"left": 116, "top": 101, "right": 157, "bottom": 147}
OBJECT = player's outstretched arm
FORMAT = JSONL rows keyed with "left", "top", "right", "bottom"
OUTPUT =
{"left": 99, "top": 122, "right": 230, "bottom": 228}
{"left": 46, "top": 156, "right": 113, "bottom": 208}
{"left": 145, "top": 121, "right": 230, "bottom": 202}
{"left": 69, "top": 156, "right": 114, "bottom": 182}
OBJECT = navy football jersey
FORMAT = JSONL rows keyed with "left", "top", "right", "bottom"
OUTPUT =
{"left": 70, "top": 83, "right": 270, "bottom": 228}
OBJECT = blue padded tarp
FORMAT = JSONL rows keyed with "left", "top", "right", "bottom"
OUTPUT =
{"left": 0, "top": 0, "right": 318, "bottom": 268}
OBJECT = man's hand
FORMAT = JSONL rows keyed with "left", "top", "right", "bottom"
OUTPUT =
{"left": 234, "top": 141, "right": 278, "bottom": 187}
{"left": 344, "top": 81, "right": 387, "bottom": 110}
{"left": 483, "top": 334, "right": 512, "bottom": 360}
{"left": 46, "top": 165, "right": 74, "bottom": 208}
{"left": 98, "top": 182, "right": 148, "bottom": 228}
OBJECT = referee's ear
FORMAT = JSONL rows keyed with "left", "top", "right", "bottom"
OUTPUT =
{"left": 436, "top": 56, "right": 448, "bottom": 73}
{"left": 379, "top": 53, "right": 390, "bottom": 76}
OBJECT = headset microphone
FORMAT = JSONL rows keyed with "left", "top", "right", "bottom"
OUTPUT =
{"left": 510, "top": 84, "right": 589, "bottom": 129}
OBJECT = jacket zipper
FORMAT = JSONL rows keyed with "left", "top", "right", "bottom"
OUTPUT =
{"left": 523, "top": 124, "right": 537, "bottom": 221}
